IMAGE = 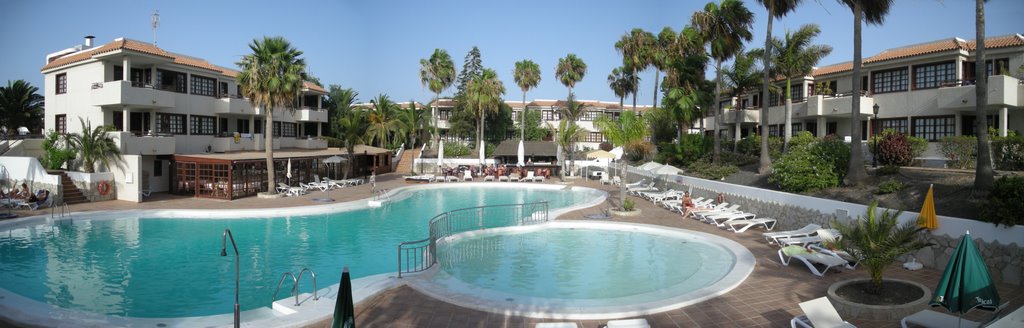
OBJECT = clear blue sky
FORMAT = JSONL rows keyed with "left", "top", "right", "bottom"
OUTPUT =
{"left": 1, "top": 0, "right": 1020, "bottom": 106}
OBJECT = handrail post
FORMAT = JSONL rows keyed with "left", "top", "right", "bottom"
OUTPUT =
{"left": 220, "top": 229, "right": 240, "bottom": 328}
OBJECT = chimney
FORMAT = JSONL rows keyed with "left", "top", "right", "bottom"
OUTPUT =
{"left": 84, "top": 35, "right": 95, "bottom": 48}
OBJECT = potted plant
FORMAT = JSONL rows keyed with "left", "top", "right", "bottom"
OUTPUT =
{"left": 826, "top": 201, "right": 933, "bottom": 320}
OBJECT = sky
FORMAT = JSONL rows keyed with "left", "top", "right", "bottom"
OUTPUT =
{"left": 1, "top": 0, "right": 1021, "bottom": 106}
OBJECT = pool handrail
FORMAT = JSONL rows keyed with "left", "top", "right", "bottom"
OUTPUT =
{"left": 397, "top": 201, "right": 549, "bottom": 278}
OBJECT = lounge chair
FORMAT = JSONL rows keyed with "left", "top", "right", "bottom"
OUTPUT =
{"left": 705, "top": 211, "right": 756, "bottom": 226}
{"left": 791, "top": 297, "right": 856, "bottom": 328}
{"left": 638, "top": 189, "right": 674, "bottom": 200}
{"left": 627, "top": 183, "right": 656, "bottom": 195}
{"left": 498, "top": 175, "right": 510, "bottom": 182}
{"left": 778, "top": 229, "right": 841, "bottom": 247}
{"left": 20, "top": 192, "right": 53, "bottom": 210}
{"left": 484, "top": 175, "right": 496, "bottom": 182}
{"left": 623, "top": 179, "right": 647, "bottom": 188}
{"left": 535, "top": 323, "right": 579, "bottom": 328}
{"left": 900, "top": 302, "right": 1010, "bottom": 328}
{"left": 600, "top": 175, "right": 612, "bottom": 185}
{"left": 693, "top": 204, "right": 742, "bottom": 221}
{"left": 764, "top": 224, "right": 822, "bottom": 245}
{"left": 463, "top": 171, "right": 473, "bottom": 181}
{"left": 276, "top": 183, "right": 291, "bottom": 194}
{"left": 605, "top": 319, "right": 651, "bottom": 328}
{"left": 533, "top": 174, "right": 546, "bottom": 182}
{"left": 807, "top": 245, "right": 859, "bottom": 270}
{"left": 445, "top": 175, "right": 460, "bottom": 182}
{"left": 726, "top": 218, "right": 778, "bottom": 233}
{"left": 521, "top": 171, "right": 537, "bottom": 182}
{"left": 612, "top": 176, "right": 621, "bottom": 185}
{"left": 779, "top": 245, "right": 850, "bottom": 277}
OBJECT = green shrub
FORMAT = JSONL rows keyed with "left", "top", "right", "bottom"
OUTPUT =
{"left": 980, "top": 176, "right": 1024, "bottom": 227}
{"left": 770, "top": 144, "right": 840, "bottom": 193}
{"left": 876, "top": 165, "right": 900, "bottom": 175}
{"left": 687, "top": 158, "right": 738, "bottom": 180}
{"left": 718, "top": 151, "right": 758, "bottom": 166}
{"left": 939, "top": 136, "right": 977, "bottom": 169}
{"left": 877, "top": 132, "right": 914, "bottom": 166}
{"left": 39, "top": 130, "right": 75, "bottom": 170}
{"left": 735, "top": 135, "right": 783, "bottom": 158}
{"left": 658, "top": 135, "right": 711, "bottom": 167}
{"left": 908, "top": 136, "right": 928, "bottom": 160}
{"left": 444, "top": 142, "right": 471, "bottom": 157}
{"left": 812, "top": 135, "right": 851, "bottom": 179}
{"left": 876, "top": 179, "right": 904, "bottom": 194}
{"left": 623, "top": 198, "right": 636, "bottom": 211}
{"left": 790, "top": 131, "right": 818, "bottom": 149}
{"left": 992, "top": 135, "right": 1024, "bottom": 171}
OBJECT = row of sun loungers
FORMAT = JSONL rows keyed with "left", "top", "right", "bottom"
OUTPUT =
{"left": 410, "top": 171, "right": 547, "bottom": 183}
{"left": 277, "top": 177, "right": 365, "bottom": 196}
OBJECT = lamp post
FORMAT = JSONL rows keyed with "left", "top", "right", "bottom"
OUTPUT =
{"left": 872, "top": 103, "right": 880, "bottom": 168}
{"left": 220, "top": 229, "right": 240, "bottom": 328}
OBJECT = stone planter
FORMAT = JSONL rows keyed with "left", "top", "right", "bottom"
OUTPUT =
{"left": 827, "top": 278, "right": 930, "bottom": 321}
{"left": 609, "top": 209, "right": 642, "bottom": 217}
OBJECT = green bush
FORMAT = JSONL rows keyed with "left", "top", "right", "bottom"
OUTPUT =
{"left": 39, "top": 130, "right": 75, "bottom": 170}
{"left": 444, "top": 142, "right": 471, "bottom": 157}
{"left": 658, "top": 135, "right": 711, "bottom": 167}
{"left": 735, "top": 135, "right": 783, "bottom": 158}
{"left": 769, "top": 143, "right": 840, "bottom": 193}
{"left": 877, "top": 132, "right": 914, "bottom": 166}
{"left": 718, "top": 151, "right": 758, "bottom": 166}
{"left": 876, "top": 165, "right": 900, "bottom": 176}
{"left": 876, "top": 179, "right": 904, "bottom": 194}
{"left": 623, "top": 198, "right": 636, "bottom": 211}
{"left": 992, "top": 135, "right": 1024, "bottom": 171}
{"left": 811, "top": 135, "right": 851, "bottom": 179}
{"left": 939, "top": 136, "right": 977, "bottom": 169}
{"left": 687, "top": 158, "right": 738, "bottom": 180}
{"left": 980, "top": 176, "right": 1024, "bottom": 227}
{"left": 908, "top": 136, "right": 928, "bottom": 160}
{"left": 790, "top": 131, "right": 818, "bottom": 149}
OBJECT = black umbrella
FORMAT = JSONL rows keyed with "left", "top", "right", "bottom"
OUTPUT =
{"left": 332, "top": 266, "right": 355, "bottom": 328}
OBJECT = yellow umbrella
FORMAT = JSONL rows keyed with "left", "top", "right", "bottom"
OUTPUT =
{"left": 917, "top": 184, "right": 938, "bottom": 230}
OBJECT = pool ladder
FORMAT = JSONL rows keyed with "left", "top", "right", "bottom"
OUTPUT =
{"left": 373, "top": 189, "right": 391, "bottom": 202}
{"left": 50, "top": 202, "right": 71, "bottom": 219}
{"left": 272, "top": 268, "right": 319, "bottom": 306}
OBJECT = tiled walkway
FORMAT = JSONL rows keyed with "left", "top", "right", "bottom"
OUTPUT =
{"left": 7, "top": 174, "right": 1023, "bottom": 328}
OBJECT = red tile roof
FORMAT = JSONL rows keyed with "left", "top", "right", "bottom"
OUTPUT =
{"left": 812, "top": 62, "right": 855, "bottom": 77}
{"left": 303, "top": 81, "right": 326, "bottom": 93}
{"left": 966, "top": 34, "right": 1024, "bottom": 50}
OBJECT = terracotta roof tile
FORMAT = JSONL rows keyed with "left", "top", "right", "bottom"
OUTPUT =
{"left": 172, "top": 56, "right": 222, "bottom": 73}
{"left": 966, "top": 34, "right": 1024, "bottom": 50}
{"left": 41, "top": 38, "right": 175, "bottom": 71}
{"left": 865, "top": 38, "right": 967, "bottom": 64}
{"left": 303, "top": 81, "right": 326, "bottom": 93}
{"left": 812, "top": 62, "right": 855, "bottom": 77}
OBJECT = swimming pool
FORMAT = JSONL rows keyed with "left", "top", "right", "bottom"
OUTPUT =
{"left": 408, "top": 220, "right": 755, "bottom": 319}
{"left": 0, "top": 184, "right": 604, "bottom": 319}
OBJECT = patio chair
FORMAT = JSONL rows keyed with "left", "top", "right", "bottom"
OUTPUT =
{"left": 463, "top": 170, "right": 473, "bottom": 181}
{"left": 444, "top": 175, "right": 459, "bottom": 182}
{"left": 521, "top": 171, "right": 537, "bottom": 182}
{"left": 600, "top": 175, "right": 612, "bottom": 185}
{"left": 693, "top": 204, "right": 742, "bottom": 222}
{"left": 763, "top": 224, "right": 822, "bottom": 245}
{"left": 726, "top": 218, "right": 778, "bottom": 233}
{"left": 20, "top": 192, "right": 53, "bottom": 210}
{"left": 533, "top": 174, "right": 546, "bottom": 182}
{"left": 706, "top": 211, "right": 757, "bottom": 226}
{"left": 612, "top": 176, "right": 621, "bottom": 185}
{"left": 790, "top": 297, "right": 857, "bottom": 328}
{"left": 276, "top": 183, "right": 291, "bottom": 194}
{"left": 638, "top": 189, "right": 673, "bottom": 200}
{"left": 778, "top": 229, "right": 842, "bottom": 247}
{"left": 498, "top": 175, "right": 510, "bottom": 182}
{"left": 484, "top": 175, "right": 496, "bottom": 182}
{"left": 807, "top": 245, "right": 860, "bottom": 270}
{"left": 779, "top": 245, "right": 850, "bottom": 277}
{"left": 900, "top": 302, "right": 1009, "bottom": 328}
{"left": 627, "top": 182, "right": 656, "bottom": 195}
{"left": 605, "top": 318, "right": 651, "bottom": 328}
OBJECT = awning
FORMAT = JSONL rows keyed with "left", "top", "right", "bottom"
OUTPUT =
{"left": 492, "top": 140, "right": 557, "bottom": 157}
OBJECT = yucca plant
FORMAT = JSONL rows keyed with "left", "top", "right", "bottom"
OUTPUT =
{"left": 832, "top": 201, "right": 931, "bottom": 294}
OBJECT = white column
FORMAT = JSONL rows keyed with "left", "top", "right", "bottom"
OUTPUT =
{"left": 1000, "top": 106, "right": 1009, "bottom": 137}
{"left": 317, "top": 121, "right": 322, "bottom": 137}
{"left": 150, "top": 109, "right": 156, "bottom": 134}
{"left": 122, "top": 108, "right": 130, "bottom": 132}
{"left": 149, "top": 66, "right": 157, "bottom": 87}
{"left": 816, "top": 116, "right": 827, "bottom": 138}
{"left": 954, "top": 112, "right": 962, "bottom": 136}
{"left": 317, "top": 96, "right": 322, "bottom": 109}
{"left": 122, "top": 56, "right": 130, "bottom": 82}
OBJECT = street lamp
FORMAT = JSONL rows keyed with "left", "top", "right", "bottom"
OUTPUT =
{"left": 221, "top": 229, "right": 240, "bottom": 328}
{"left": 872, "top": 103, "right": 880, "bottom": 168}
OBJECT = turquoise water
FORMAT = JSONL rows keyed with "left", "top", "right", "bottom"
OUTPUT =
{"left": 0, "top": 186, "right": 601, "bottom": 318}
{"left": 433, "top": 227, "right": 736, "bottom": 300}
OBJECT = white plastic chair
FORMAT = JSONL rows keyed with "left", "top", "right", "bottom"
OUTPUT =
{"left": 791, "top": 297, "right": 856, "bottom": 328}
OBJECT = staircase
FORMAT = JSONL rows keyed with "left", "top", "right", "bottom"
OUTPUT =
{"left": 394, "top": 148, "right": 420, "bottom": 174}
{"left": 53, "top": 171, "right": 88, "bottom": 204}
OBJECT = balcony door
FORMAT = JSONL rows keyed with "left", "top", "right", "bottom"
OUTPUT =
{"left": 130, "top": 112, "right": 151, "bottom": 135}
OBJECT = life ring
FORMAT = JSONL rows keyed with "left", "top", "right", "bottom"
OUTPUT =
{"left": 233, "top": 132, "right": 241, "bottom": 144}
{"left": 97, "top": 180, "right": 112, "bottom": 196}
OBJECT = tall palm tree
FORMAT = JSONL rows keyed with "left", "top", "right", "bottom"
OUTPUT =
{"left": 755, "top": 0, "right": 802, "bottom": 174}
{"left": 722, "top": 49, "right": 764, "bottom": 145}
{"left": 839, "top": 0, "right": 894, "bottom": 185}
{"left": 367, "top": 94, "right": 406, "bottom": 148}
{"left": 770, "top": 24, "right": 832, "bottom": 152}
{"left": 335, "top": 110, "right": 369, "bottom": 179}
{"left": 607, "top": 67, "right": 635, "bottom": 109}
{"left": 974, "top": 0, "right": 994, "bottom": 191}
{"left": 67, "top": 118, "right": 121, "bottom": 173}
{"left": 325, "top": 86, "right": 358, "bottom": 137}
{"left": 513, "top": 60, "right": 542, "bottom": 140}
{"left": 419, "top": 49, "right": 457, "bottom": 148}
{"left": 652, "top": 27, "right": 677, "bottom": 111}
{"left": 692, "top": 0, "right": 754, "bottom": 163}
{"left": 399, "top": 101, "right": 431, "bottom": 149}
{"left": 0, "top": 80, "right": 44, "bottom": 135}
{"left": 555, "top": 54, "right": 587, "bottom": 97}
{"left": 595, "top": 110, "right": 650, "bottom": 210}
{"left": 237, "top": 36, "right": 306, "bottom": 195}
{"left": 615, "top": 29, "right": 655, "bottom": 111}
{"left": 467, "top": 68, "right": 505, "bottom": 147}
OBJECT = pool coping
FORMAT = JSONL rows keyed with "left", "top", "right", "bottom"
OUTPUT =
{"left": 0, "top": 183, "right": 608, "bottom": 328}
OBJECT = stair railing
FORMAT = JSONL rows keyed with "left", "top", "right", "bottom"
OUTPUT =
{"left": 272, "top": 268, "right": 320, "bottom": 306}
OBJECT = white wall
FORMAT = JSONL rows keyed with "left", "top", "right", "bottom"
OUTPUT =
{"left": 109, "top": 155, "right": 142, "bottom": 202}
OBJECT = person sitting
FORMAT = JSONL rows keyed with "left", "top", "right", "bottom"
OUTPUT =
{"left": 15, "top": 183, "right": 31, "bottom": 200}
{"left": 680, "top": 191, "right": 694, "bottom": 210}
{"left": 30, "top": 190, "right": 48, "bottom": 205}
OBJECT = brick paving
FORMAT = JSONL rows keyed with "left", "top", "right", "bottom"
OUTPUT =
{"left": 5, "top": 173, "right": 1022, "bottom": 328}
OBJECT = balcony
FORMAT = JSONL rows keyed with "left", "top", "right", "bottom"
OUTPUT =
{"left": 90, "top": 80, "right": 175, "bottom": 108}
{"left": 107, "top": 131, "right": 176, "bottom": 155}
{"left": 291, "top": 107, "right": 328, "bottom": 122}
{"left": 721, "top": 109, "right": 761, "bottom": 124}
{"left": 294, "top": 137, "right": 327, "bottom": 149}
{"left": 806, "top": 94, "right": 874, "bottom": 117}
{"left": 212, "top": 134, "right": 260, "bottom": 152}
{"left": 213, "top": 95, "right": 254, "bottom": 115}
{"left": 937, "top": 75, "right": 1020, "bottom": 110}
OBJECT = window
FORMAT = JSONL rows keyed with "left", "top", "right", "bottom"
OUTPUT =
{"left": 769, "top": 125, "right": 780, "bottom": 137}
{"left": 874, "top": 118, "right": 909, "bottom": 135}
{"left": 236, "top": 85, "right": 243, "bottom": 98}
{"left": 962, "top": 115, "right": 996, "bottom": 136}
{"left": 113, "top": 66, "right": 152, "bottom": 86}
{"left": 584, "top": 132, "right": 605, "bottom": 143}
{"left": 153, "top": 160, "right": 163, "bottom": 177}
{"left": 236, "top": 119, "right": 250, "bottom": 134}
{"left": 56, "top": 73, "right": 67, "bottom": 94}
{"left": 580, "top": 110, "right": 599, "bottom": 121}
{"left": 273, "top": 122, "right": 281, "bottom": 137}
{"left": 282, "top": 122, "right": 297, "bottom": 137}
{"left": 827, "top": 122, "right": 838, "bottom": 135}
{"left": 55, "top": 114, "right": 67, "bottom": 134}
{"left": 806, "top": 122, "right": 817, "bottom": 136}
{"left": 792, "top": 123, "right": 803, "bottom": 135}
{"left": 872, "top": 68, "right": 908, "bottom": 94}
{"left": 190, "top": 75, "right": 217, "bottom": 97}
{"left": 438, "top": 109, "right": 451, "bottom": 120}
{"left": 912, "top": 116, "right": 955, "bottom": 141}
{"left": 219, "top": 82, "right": 229, "bottom": 98}
{"left": 769, "top": 86, "right": 802, "bottom": 106}
{"left": 986, "top": 58, "right": 1010, "bottom": 77}
{"left": 542, "top": 110, "right": 560, "bottom": 121}
{"left": 156, "top": 69, "right": 187, "bottom": 93}
{"left": 913, "top": 61, "right": 956, "bottom": 89}
{"left": 220, "top": 118, "right": 228, "bottom": 135}
{"left": 191, "top": 115, "right": 216, "bottom": 135}
{"left": 156, "top": 113, "right": 186, "bottom": 134}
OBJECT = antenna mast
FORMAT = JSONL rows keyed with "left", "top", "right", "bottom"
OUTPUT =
{"left": 151, "top": 10, "right": 160, "bottom": 45}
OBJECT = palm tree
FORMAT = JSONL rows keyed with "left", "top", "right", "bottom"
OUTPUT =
{"left": 595, "top": 111, "right": 651, "bottom": 210}
{"left": 513, "top": 60, "right": 542, "bottom": 140}
{"left": 367, "top": 94, "right": 406, "bottom": 148}
{"left": 548, "top": 119, "right": 583, "bottom": 181}
{"left": 692, "top": 0, "right": 754, "bottom": 163}
{"left": 467, "top": 68, "right": 505, "bottom": 147}
{"left": 615, "top": 29, "right": 655, "bottom": 111}
{"left": 770, "top": 24, "right": 832, "bottom": 152}
{"left": 652, "top": 27, "right": 677, "bottom": 111}
{"left": 755, "top": 0, "right": 802, "bottom": 174}
{"left": 325, "top": 86, "right": 359, "bottom": 137}
{"left": 335, "top": 110, "right": 369, "bottom": 179}
{"left": 974, "top": 0, "right": 995, "bottom": 191}
{"left": 722, "top": 49, "right": 764, "bottom": 146}
{"left": 237, "top": 36, "right": 306, "bottom": 195}
{"left": 399, "top": 101, "right": 430, "bottom": 150}
{"left": 66, "top": 118, "right": 121, "bottom": 173}
{"left": 839, "top": 0, "right": 894, "bottom": 185}
{"left": 419, "top": 49, "right": 457, "bottom": 148}
{"left": 607, "top": 67, "right": 635, "bottom": 110}
{"left": 555, "top": 54, "right": 587, "bottom": 97}
{"left": 0, "top": 80, "right": 44, "bottom": 136}
{"left": 832, "top": 201, "right": 930, "bottom": 294}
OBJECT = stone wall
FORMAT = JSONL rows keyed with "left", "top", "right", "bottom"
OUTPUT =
{"left": 73, "top": 180, "right": 116, "bottom": 202}
{"left": 5, "top": 179, "right": 62, "bottom": 206}
{"left": 619, "top": 168, "right": 1024, "bottom": 286}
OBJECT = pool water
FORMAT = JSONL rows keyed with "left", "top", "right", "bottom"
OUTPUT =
{"left": 431, "top": 226, "right": 736, "bottom": 303}
{"left": 0, "top": 185, "right": 602, "bottom": 318}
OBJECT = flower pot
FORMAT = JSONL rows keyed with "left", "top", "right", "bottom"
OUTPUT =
{"left": 827, "top": 278, "right": 930, "bottom": 321}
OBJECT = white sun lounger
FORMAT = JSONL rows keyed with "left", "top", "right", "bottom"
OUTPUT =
{"left": 694, "top": 204, "right": 742, "bottom": 222}
{"left": 484, "top": 175, "right": 495, "bottom": 182}
{"left": 463, "top": 171, "right": 473, "bottom": 181}
{"left": 763, "top": 224, "right": 822, "bottom": 245}
{"left": 901, "top": 302, "right": 1011, "bottom": 328}
{"left": 605, "top": 318, "right": 650, "bottom": 328}
{"left": 779, "top": 245, "right": 850, "bottom": 277}
{"left": 727, "top": 218, "right": 778, "bottom": 233}
{"left": 535, "top": 323, "right": 579, "bottom": 328}
{"left": 791, "top": 297, "right": 857, "bottom": 328}
{"left": 778, "top": 229, "right": 841, "bottom": 247}
{"left": 706, "top": 211, "right": 756, "bottom": 226}
{"left": 522, "top": 171, "right": 537, "bottom": 182}
{"left": 498, "top": 175, "right": 510, "bottom": 182}
{"left": 445, "top": 175, "right": 460, "bottom": 182}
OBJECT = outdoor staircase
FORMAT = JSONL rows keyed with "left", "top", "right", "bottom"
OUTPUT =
{"left": 53, "top": 171, "right": 88, "bottom": 204}
{"left": 394, "top": 148, "right": 420, "bottom": 174}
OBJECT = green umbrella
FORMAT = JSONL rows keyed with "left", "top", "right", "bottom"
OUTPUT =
{"left": 332, "top": 266, "right": 355, "bottom": 328}
{"left": 931, "top": 231, "right": 1000, "bottom": 326}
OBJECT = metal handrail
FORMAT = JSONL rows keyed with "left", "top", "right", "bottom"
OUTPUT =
{"left": 397, "top": 201, "right": 549, "bottom": 278}
{"left": 51, "top": 202, "right": 71, "bottom": 219}
{"left": 272, "top": 268, "right": 319, "bottom": 306}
